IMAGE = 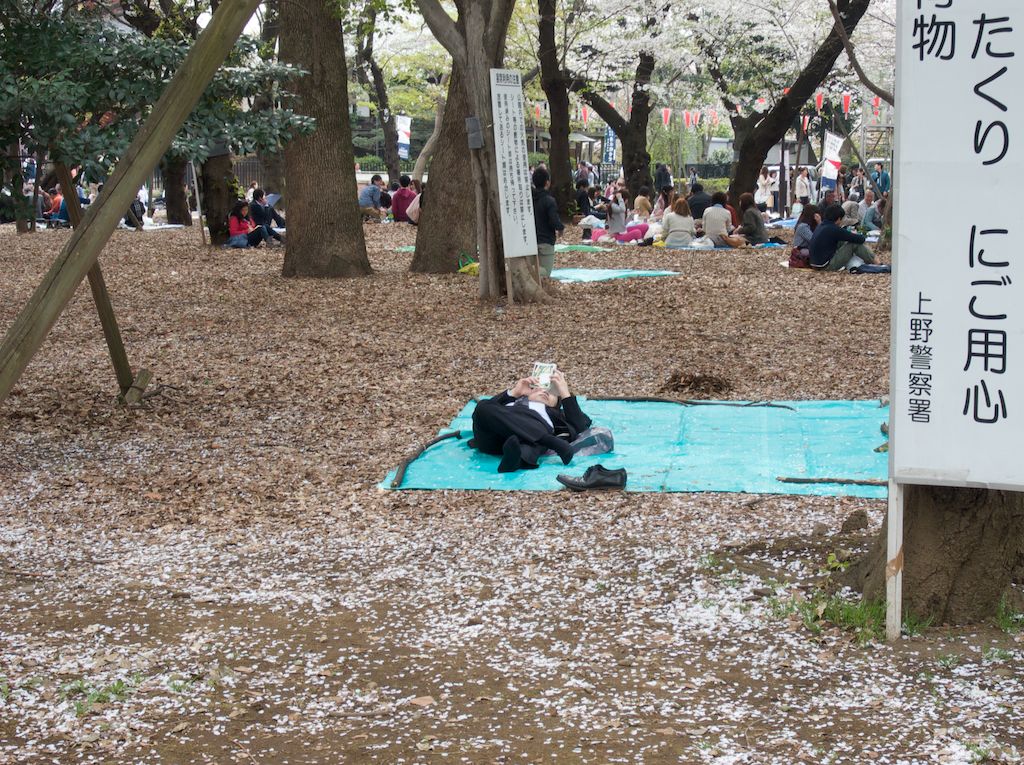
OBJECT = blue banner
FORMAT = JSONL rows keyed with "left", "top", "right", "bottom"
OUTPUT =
{"left": 602, "top": 125, "right": 617, "bottom": 164}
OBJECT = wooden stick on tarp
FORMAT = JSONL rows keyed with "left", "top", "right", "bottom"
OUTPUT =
{"left": 0, "top": 0, "right": 261, "bottom": 405}
{"left": 776, "top": 476, "right": 886, "bottom": 487}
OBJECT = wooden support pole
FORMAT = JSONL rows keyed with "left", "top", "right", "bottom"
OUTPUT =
{"left": 0, "top": 0, "right": 260, "bottom": 405}
{"left": 54, "top": 163, "right": 135, "bottom": 395}
{"left": 190, "top": 160, "right": 208, "bottom": 246}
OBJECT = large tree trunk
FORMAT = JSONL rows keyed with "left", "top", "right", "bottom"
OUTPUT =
{"left": 199, "top": 153, "right": 235, "bottom": 245}
{"left": 728, "top": 0, "right": 871, "bottom": 205}
{"left": 412, "top": 73, "right": 448, "bottom": 183}
{"left": 418, "top": 0, "right": 547, "bottom": 303}
{"left": 279, "top": 0, "right": 369, "bottom": 277}
{"left": 845, "top": 487, "right": 1024, "bottom": 624}
{"left": 538, "top": 0, "right": 572, "bottom": 216}
{"left": 162, "top": 156, "right": 193, "bottom": 225}
{"left": 411, "top": 68, "right": 475, "bottom": 273}
{"left": 571, "top": 53, "right": 655, "bottom": 201}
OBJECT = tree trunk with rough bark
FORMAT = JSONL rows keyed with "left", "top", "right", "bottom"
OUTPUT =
{"left": 417, "top": 0, "right": 546, "bottom": 303}
{"left": 727, "top": 0, "right": 871, "bottom": 205}
{"left": 162, "top": 156, "right": 193, "bottom": 225}
{"left": 199, "top": 153, "right": 235, "bottom": 245}
{"left": 279, "top": 0, "right": 369, "bottom": 277}
{"left": 538, "top": 0, "right": 572, "bottom": 217}
{"left": 570, "top": 53, "right": 655, "bottom": 201}
{"left": 411, "top": 68, "right": 475, "bottom": 273}
{"left": 845, "top": 486, "right": 1024, "bottom": 624}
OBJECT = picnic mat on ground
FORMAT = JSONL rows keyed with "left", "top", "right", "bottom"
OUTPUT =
{"left": 550, "top": 268, "right": 679, "bottom": 283}
{"left": 382, "top": 399, "right": 889, "bottom": 498}
{"left": 554, "top": 243, "right": 612, "bottom": 252}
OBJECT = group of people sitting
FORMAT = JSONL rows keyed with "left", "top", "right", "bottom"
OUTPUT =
{"left": 357, "top": 174, "right": 422, "bottom": 224}
{"left": 576, "top": 174, "right": 784, "bottom": 250}
{"left": 791, "top": 202, "right": 878, "bottom": 271}
{"left": 227, "top": 187, "right": 286, "bottom": 248}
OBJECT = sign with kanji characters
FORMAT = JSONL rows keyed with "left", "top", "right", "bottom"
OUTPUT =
{"left": 892, "top": 0, "right": 1024, "bottom": 490}
{"left": 489, "top": 69, "right": 538, "bottom": 259}
{"left": 603, "top": 125, "right": 617, "bottom": 165}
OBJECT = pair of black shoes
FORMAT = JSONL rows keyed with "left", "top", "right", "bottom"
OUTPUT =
{"left": 556, "top": 464, "right": 627, "bottom": 491}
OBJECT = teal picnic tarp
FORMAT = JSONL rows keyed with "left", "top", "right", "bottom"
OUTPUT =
{"left": 550, "top": 268, "right": 679, "bottom": 283}
{"left": 382, "top": 399, "right": 889, "bottom": 498}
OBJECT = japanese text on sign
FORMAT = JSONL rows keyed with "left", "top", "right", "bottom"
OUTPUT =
{"left": 893, "top": 0, "right": 1022, "bottom": 489}
{"left": 489, "top": 69, "right": 538, "bottom": 259}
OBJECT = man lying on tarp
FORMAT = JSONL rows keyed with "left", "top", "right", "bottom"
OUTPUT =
{"left": 469, "top": 367, "right": 613, "bottom": 473}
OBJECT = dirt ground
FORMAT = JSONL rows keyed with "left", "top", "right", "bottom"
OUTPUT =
{"left": 1, "top": 222, "right": 1022, "bottom": 764}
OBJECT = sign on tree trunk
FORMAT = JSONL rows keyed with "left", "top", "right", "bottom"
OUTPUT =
{"left": 489, "top": 69, "right": 537, "bottom": 259}
{"left": 892, "top": 0, "right": 1023, "bottom": 492}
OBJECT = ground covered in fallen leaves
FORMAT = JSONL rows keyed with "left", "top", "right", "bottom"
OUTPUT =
{"left": 1, "top": 222, "right": 1021, "bottom": 764}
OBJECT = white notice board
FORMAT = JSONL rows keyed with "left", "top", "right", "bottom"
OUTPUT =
{"left": 892, "top": 1, "right": 1024, "bottom": 490}
{"left": 490, "top": 69, "right": 538, "bottom": 259}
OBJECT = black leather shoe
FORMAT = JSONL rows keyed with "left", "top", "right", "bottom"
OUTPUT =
{"left": 556, "top": 464, "right": 627, "bottom": 491}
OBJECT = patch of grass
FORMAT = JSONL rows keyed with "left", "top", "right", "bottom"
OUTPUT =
{"left": 902, "top": 612, "right": 934, "bottom": 637}
{"left": 771, "top": 592, "right": 885, "bottom": 644}
{"left": 167, "top": 677, "right": 197, "bottom": 694}
{"left": 60, "top": 674, "right": 142, "bottom": 717}
{"left": 983, "top": 647, "right": 1013, "bottom": 663}
{"left": 964, "top": 741, "right": 991, "bottom": 763}
{"left": 824, "top": 552, "right": 850, "bottom": 572}
{"left": 995, "top": 595, "right": 1024, "bottom": 634}
{"left": 718, "top": 571, "right": 742, "bottom": 588}
{"left": 936, "top": 653, "right": 963, "bottom": 670}
{"left": 767, "top": 596, "right": 798, "bottom": 620}
{"left": 698, "top": 553, "right": 722, "bottom": 571}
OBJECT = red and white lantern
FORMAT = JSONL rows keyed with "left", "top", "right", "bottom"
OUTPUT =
{"left": 801, "top": 115, "right": 810, "bottom": 133}
{"left": 710, "top": 109, "right": 719, "bottom": 126}
{"left": 535, "top": 104, "right": 541, "bottom": 119}
{"left": 815, "top": 92, "right": 824, "bottom": 112}
{"left": 662, "top": 107, "right": 672, "bottom": 127}
{"left": 692, "top": 110, "right": 701, "bottom": 127}
{"left": 684, "top": 110, "right": 691, "bottom": 128}
{"left": 842, "top": 92, "right": 852, "bottom": 115}
{"left": 581, "top": 105, "right": 589, "bottom": 126}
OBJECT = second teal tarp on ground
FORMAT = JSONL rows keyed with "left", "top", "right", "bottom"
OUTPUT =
{"left": 382, "top": 399, "right": 888, "bottom": 498}
{"left": 550, "top": 268, "right": 679, "bottom": 283}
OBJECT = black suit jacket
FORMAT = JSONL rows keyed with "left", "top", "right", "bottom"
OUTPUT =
{"left": 250, "top": 200, "right": 285, "bottom": 228}
{"left": 470, "top": 390, "right": 592, "bottom": 457}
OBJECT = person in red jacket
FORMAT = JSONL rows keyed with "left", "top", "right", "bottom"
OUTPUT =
{"left": 391, "top": 174, "right": 418, "bottom": 223}
{"left": 227, "top": 200, "right": 269, "bottom": 248}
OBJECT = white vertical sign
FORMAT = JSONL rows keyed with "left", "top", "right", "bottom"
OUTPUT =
{"left": 892, "top": 1, "right": 1024, "bottom": 490}
{"left": 490, "top": 69, "right": 538, "bottom": 259}
{"left": 395, "top": 115, "right": 412, "bottom": 160}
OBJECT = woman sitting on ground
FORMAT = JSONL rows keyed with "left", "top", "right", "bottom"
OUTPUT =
{"left": 651, "top": 186, "right": 674, "bottom": 222}
{"left": 604, "top": 182, "right": 628, "bottom": 237}
{"left": 227, "top": 200, "right": 269, "bottom": 248}
{"left": 632, "top": 186, "right": 653, "bottom": 220}
{"left": 793, "top": 204, "right": 820, "bottom": 252}
{"left": 736, "top": 192, "right": 768, "bottom": 244}
{"left": 659, "top": 196, "right": 696, "bottom": 248}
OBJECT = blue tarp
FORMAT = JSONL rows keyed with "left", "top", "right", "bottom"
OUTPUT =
{"left": 382, "top": 399, "right": 889, "bottom": 498}
{"left": 550, "top": 268, "right": 679, "bottom": 283}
